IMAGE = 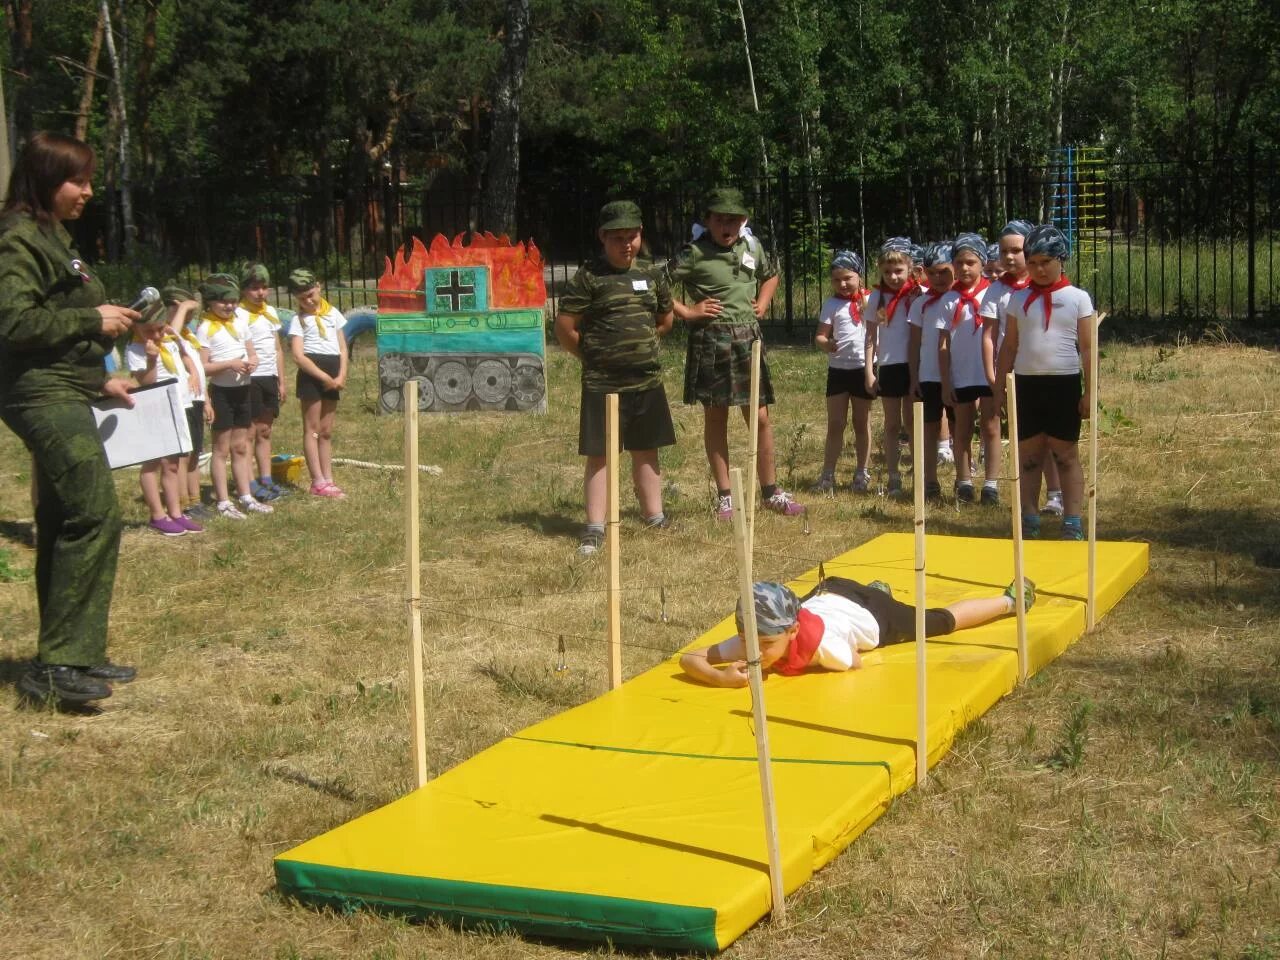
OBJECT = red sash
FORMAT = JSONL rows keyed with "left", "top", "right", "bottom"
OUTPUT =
{"left": 1024, "top": 274, "right": 1073, "bottom": 330}
{"left": 951, "top": 277, "right": 991, "bottom": 330}
{"left": 772, "top": 608, "right": 824, "bottom": 676}
{"left": 878, "top": 279, "right": 916, "bottom": 324}
{"left": 1000, "top": 272, "right": 1031, "bottom": 291}
{"left": 839, "top": 292, "right": 863, "bottom": 325}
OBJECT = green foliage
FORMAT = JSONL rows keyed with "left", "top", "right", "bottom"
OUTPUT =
{"left": 0, "top": 547, "right": 31, "bottom": 583}
{"left": 1044, "top": 699, "right": 1094, "bottom": 771}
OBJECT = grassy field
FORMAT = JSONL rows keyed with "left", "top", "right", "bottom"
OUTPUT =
{"left": 1, "top": 336, "right": 1278, "bottom": 959}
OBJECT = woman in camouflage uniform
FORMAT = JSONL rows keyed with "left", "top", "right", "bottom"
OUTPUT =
{"left": 0, "top": 132, "right": 140, "bottom": 704}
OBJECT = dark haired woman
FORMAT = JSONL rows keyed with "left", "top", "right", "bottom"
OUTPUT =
{"left": 0, "top": 131, "right": 140, "bottom": 704}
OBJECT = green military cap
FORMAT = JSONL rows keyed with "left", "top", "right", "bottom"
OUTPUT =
{"left": 704, "top": 187, "right": 750, "bottom": 217}
{"left": 287, "top": 268, "right": 319, "bottom": 294}
{"left": 239, "top": 261, "right": 270, "bottom": 287}
{"left": 598, "top": 200, "right": 643, "bottom": 231}
{"left": 161, "top": 282, "right": 196, "bottom": 306}
{"left": 199, "top": 273, "right": 239, "bottom": 303}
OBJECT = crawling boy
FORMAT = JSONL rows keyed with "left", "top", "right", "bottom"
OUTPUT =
{"left": 680, "top": 577, "right": 1034, "bottom": 687}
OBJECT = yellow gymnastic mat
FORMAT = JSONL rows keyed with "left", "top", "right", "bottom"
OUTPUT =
{"left": 275, "top": 533, "right": 1149, "bottom": 951}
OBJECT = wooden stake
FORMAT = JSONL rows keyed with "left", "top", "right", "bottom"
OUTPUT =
{"left": 1006, "top": 373, "right": 1029, "bottom": 683}
{"left": 746, "top": 339, "right": 762, "bottom": 560}
{"left": 606, "top": 393, "right": 622, "bottom": 690}
{"left": 729, "top": 467, "right": 786, "bottom": 922}
{"left": 1087, "top": 313, "right": 1103, "bottom": 631}
{"left": 404, "top": 379, "right": 427, "bottom": 789}
{"left": 912, "top": 401, "right": 928, "bottom": 786}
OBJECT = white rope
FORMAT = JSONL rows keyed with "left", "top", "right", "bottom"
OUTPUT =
{"left": 332, "top": 456, "right": 443, "bottom": 476}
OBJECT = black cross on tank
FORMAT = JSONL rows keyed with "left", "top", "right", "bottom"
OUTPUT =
{"left": 436, "top": 270, "right": 476, "bottom": 311}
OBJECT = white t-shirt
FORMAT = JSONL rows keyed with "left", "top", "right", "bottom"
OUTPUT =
{"left": 804, "top": 591, "right": 882, "bottom": 671}
{"left": 907, "top": 289, "right": 951, "bottom": 383}
{"left": 196, "top": 315, "right": 252, "bottom": 388}
{"left": 979, "top": 275, "right": 1032, "bottom": 349}
{"left": 125, "top": 337, "right": 191, "bottom": 408}
{"left": 238, "top": 304, "right": 283, "bottom": 378}
{"left": 175, "top": 333, "right": 207, "bottom": 402}
{"left": 287, "top": 305, "right": 346, "bottom": 356}
{"left": 939, "top": 282, "right": 993, "bottom": 390}
{"left": 865, "top": 285, "right": 914, "bottom": 366}
{"left": 1007, "top": 283, "right": 1094, "bottom": 375}
{"left": 817, "top": 295, "right": 867, "bottom": 369}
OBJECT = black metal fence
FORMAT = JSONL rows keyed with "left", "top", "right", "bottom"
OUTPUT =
{"left": 77, "top": 150, "right": 1278, "bottom": 339}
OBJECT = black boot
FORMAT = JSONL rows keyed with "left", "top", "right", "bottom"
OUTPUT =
{"left": 19, "top": 662, "right": 112, "bottom": 703}
{"left": 84, "top": 661, "right": 137, "bottom": 683}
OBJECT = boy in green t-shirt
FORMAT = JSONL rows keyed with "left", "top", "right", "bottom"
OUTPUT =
{"left": 555, "top": 201, "right": 675, "bottom": 556}
{"left": 669, "top": 187, "right": 805, "bottom": 520}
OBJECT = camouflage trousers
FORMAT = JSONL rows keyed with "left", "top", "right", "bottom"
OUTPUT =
{"left": 0, "top": 400, "right": 121, "bottom": 667}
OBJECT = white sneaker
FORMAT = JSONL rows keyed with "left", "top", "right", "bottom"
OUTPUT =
{"left": 1042, "top": 492, "right": 1064, "bottom": 516}
{"left": 810, "top": 472, "right": 836, "bottom": 494}
{"left": 937, "top": 443, "right": 954, "bottom": 466}
{"left": 216, "top": 500, "right": 246, "bottom": 520}
{"left": 240, "top": 496, "right": 274, "bottom": 515}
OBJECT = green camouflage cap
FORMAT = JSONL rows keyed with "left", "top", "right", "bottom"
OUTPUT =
{"left": 239, "top": 261, "right": 270, "bottom": 288}
{"left": 287, "top": 268, "right": 319, "bottom": 294}
{"left": 161, "top": 282, "right": 196, "bottom": 306}
{"left": 137, "top": 298, "right": 167, "bottom": 325}
{"left": 704, "top": 187, "right": 749, "bottom": 217}
{"left": 199, "top": 273, "right": 240, "bottom": 303}
{"left": 598, "top": 200, "right": 643, "bottom": 231}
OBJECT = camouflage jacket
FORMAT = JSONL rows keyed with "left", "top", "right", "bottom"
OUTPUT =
{"left": 0, "top": 213, "right": 110, "bottom": 406}
{"left": 559, "top": 257, "right": 672, "bottom": 392}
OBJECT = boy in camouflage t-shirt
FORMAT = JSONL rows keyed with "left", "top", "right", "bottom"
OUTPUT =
{"left": 554, "top": 201, "right": 676, "bottom": 556}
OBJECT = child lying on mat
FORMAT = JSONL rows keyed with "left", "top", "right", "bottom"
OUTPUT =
{"left": 679, "top": 577, "right": 1035, "bottom": 688}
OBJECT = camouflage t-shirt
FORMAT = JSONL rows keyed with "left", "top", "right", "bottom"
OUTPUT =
{"left": 668, "top": 234, "right": 777, "bottom": 326}
{"left": 559, "top": 257, "right": 672, "bottom": 392}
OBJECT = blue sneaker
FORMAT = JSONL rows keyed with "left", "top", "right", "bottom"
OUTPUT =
{"left": 250, "top": 479, "right": 280, "bottom": 502}
{"left": 1061, "top": 519, "right": 1084, "bottom": 541}
{"left": 267, "top": 478, "right": 289, "bottom": 497}
{"left": 1022, "top": 514, "right": 1041, "bottom": 540}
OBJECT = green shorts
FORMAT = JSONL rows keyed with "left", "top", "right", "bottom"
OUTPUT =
{"left": 682, "top": 321, "right": 776, "bottom": 407}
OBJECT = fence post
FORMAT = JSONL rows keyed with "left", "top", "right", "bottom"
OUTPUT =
{"left": 781, "top": 166, "right": 793, "bottom": 336}
{"left": 1247, "top": 140, "right": 1257, "bottom": 322}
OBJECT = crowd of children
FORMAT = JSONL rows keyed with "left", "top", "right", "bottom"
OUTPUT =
{"left": 126, "top": 263, "right": 348, "bottom": 536}
{"left": 558, "top": 193, "right": 1097, "bottom": 552}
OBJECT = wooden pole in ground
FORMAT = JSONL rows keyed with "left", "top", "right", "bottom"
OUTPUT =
{"left": 1006, "top": 373, "right": 1029, "bottom": 683}
{"left": 606, "top": 393, "right": 622, "bottom": 690}
{"left": 1087, "top": 313, "right": 1105, "bottom": 631}
{"left": 729, "top": 467, "right": 786, "bottom": 922}
{"left": 746, "top": 339, "right": 762, "bottom": 559}
{"left": 912, "top": 401, "right": 928, "bottom": 786}
{"left": 404, "top": 379, "right": 427, "bottom": 789}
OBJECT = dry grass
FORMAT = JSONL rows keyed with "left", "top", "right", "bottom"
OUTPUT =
{"left": 2, "top": 337, "right": 1279, "bottom": 959}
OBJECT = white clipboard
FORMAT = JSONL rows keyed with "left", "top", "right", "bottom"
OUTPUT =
{"left": 93, "top": 380, "right": 192, "bottom": 469}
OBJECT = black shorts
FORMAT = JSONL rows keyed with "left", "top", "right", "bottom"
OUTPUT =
{"left": 1014, "top": 373, "right": 1082, "bottom": 442}
{"left": 825, "top": 366, "right": 874, "bottom": 400}
{"left": 250, "top": 375, "right": 280, "bottom": 419}
{"left": 876, "top": 362, "right": 911, "bottom": 398}
{"left": 186, "top": 403, "right": 205, "bottom": 454}
{"left": 916, "top": 381, "right": 955, "bottom": 427}
{"left": 297, "top": 353, "right": 342, "bottom": 402}
{"left": 579, "top": 384, "right": 676, "bottom": 457}
{"left": 954, "top": 384, "right": 993, "bottom": 404}
{"left": 210, "top": 384, "right": 252, "bottom": 431}
{"left": 819, "top": 576, "right": 956, "bottom": 645}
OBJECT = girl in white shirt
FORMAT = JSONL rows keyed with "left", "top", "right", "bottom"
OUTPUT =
{"left": 812, "top": 251, "right": 873, "bottom": 493}
{"left": 995, "top": 225, "right": 1097, "bottom": 541}
{"left": 287, "top": 269, "right": 349, "bottom": 499}
{"left": 237, "top": 262, "right": 287, "bottom": 501}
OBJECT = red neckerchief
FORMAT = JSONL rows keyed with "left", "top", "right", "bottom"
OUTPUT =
{"left": 1024, "top": 274, "right": 1072, "bottom": 330}
{"left": 878, "top": 279, "right": 916, "bottom": 324}
{"left": 838, "top": 291, "right": 863, "bottom": 325}
{"left": 951, "top": 278, "right": 991, "bottom": 330}
{"left": 1000, "top": 272, "right": 1032, "bottom": 291}
{"left": 772, "top": 608, "right": 824, "bottom": 676}
{"left": 923, "top": 286, "right": 948, "bottom": 310}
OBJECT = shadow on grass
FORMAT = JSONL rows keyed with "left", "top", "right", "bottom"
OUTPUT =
{"left": 1108, "top": 504, "right": 1280, "bottom": 564}
{"left": 499, "top": 510, "right": 580, "bottom": 539}
{"left": 0, "top": 518, "right": 35, "bottom": 548}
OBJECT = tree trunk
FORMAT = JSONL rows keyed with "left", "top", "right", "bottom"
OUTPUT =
{"left": 135, "top": 0, "right": 158, "bottom": 174}
{"left": 74, "top": 8, "right": 106, "bottom": 141}
{"left": 100, "top": 0, "right": 135, "bottom": 256}
{"left": 5, "top": 0, "right": 34, "bottom": 141}
{"left": 482, "top": 0, "right": 530, "bottom": 236}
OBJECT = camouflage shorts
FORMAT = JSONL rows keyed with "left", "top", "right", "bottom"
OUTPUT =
{"left": 682, "top": 321, "right": 776, "bottom": 407}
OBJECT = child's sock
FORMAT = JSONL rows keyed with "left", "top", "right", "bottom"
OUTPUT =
{"left": 983, "top": 479, "right": 998, "bottom": 492}
{"left": 644, "top": 513, "right": 666, "bottom": 528}
{"left": 583, "top": 521, "right": 605, "bottom": 536}
{"left": 717, "top": 488, "right": 731, "bottom": 499}
{"left": 760, "top": 484, "right": 778, "bottom": 501}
